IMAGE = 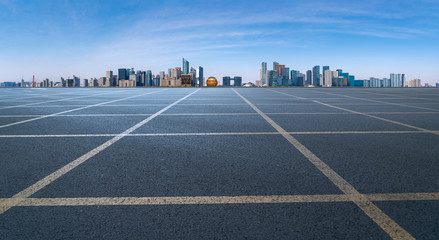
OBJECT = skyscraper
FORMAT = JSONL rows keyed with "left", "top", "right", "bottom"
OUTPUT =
{"left": 197, "top": 66, "right": 203, "bottom": 86}
{"left": 190, "top": 67, "right": 197, "bottom": 87}
{"left": 118, "top": 69, "right": 128, "bottom": 81}
{"left": 268, "top": 70, "right": 277, "bottom": 86}
{"left": 182, "top": 58, "right": 189, "bottom": 74}
{"left": 306, "top": 70, "right": 312, "bottom": 86}
{"left": 147, "top": 70, "right": 152, "bottom": 86}
{"left": 261, "top": 62, "right": 267, "bottom": 86}
{"left": 273, "top": 61, "right": 279, "bottom": 71}
{"left": 312, "top": 65, "right": 320, "bottom": 86}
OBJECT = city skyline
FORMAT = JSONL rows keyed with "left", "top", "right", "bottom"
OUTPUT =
{"left": 1, "top": 0, "right": 438, "bottom": 84}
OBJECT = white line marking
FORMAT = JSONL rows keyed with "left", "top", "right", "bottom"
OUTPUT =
{"left": 0, "top": 131, "right": 429, "bottom": 138}
{"left": 233, "top": 89, "right": 414, "bottom": 240}
{"left": 1, "top": 112, "right": 438, "bottom": 118}
{"left": 1, "top": 192, "right": 438, "bottom": 207}
{"left": 0, "top": 90, "right": 168, "bottom": 129}
{"left": 0, "top": 89, "right": 201, "bottom": 215}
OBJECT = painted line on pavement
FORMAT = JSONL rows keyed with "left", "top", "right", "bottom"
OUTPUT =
{"left": 1, "top": 192, "right": 438, "bottom": 207}
{"left": 0, "top": 130, "right": 431, "bottom": 138}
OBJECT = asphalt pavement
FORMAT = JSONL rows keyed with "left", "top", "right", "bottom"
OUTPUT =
{"left": 0, "top": 87, "right": 438, "bottom": 239}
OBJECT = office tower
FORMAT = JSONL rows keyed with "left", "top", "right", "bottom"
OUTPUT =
{"left": 275, "top": 64, "right": 285, "bottom": 76}
{"left": 436, "top": 83, "right": 439, "bottom": 87}
{"left": 159, "top": 71, "right": 165, "bottom": 80}
{"left": 84, "top": 79, "right": 89, "bottom": 87}
{"left": 223, "top": 76, "right": 231, "bottom": 86}
{"left": 197, "top": 66, "right": 204, "bottom": 86}
{"left": 312, "top": 65, "right": 320, "bottom": 86}
{"left": 324, "top": 70, "right": 332, "bottom": 87}
{"left": 74, "top": 75, "right": 80, "bottom": 87}
{"left": 306, "top": 70, "right": 312, "bottom": 86}
{"left": 291, "top": 70, "right": 298, "bottom": 86}
{"left": 234, "top": 76, "right": 242, "bottom": 86}
{"left": 322, "top": 66, "right": 329, "bottom": 86}
{"left": 99, "top": 77, "right": 106, "bottom": 87}
{"left": 279, "top": 67, "right": 289, "bottom": 86}
{"left": 118, "top": 69, "right": 128, "bottom": 80}
{"left": 297, "top": 75, "right": 304, "bottom": 87}
{"left": 273, "top": 61, "right": 279, "bottom": 71}
{"left": 168, "top": 68, "right": 173, "bottom": 78}
{"left": 182, "top": 58, "right": 189, "bottom": 74}
{"left": 401, "top": 74, "right": 406, "bottom": 87}
{"left": 60, "top": 77, "right": 66, "bottom": 87}
{"left": 331, "top": 70, "right": 339, "bottom": 87}
{"left": 190, "top": 67, "right": 197, "bottom": 87}
{"left": 147, "top": 70, "right": 152, "bottom": 86}
{"left": 173, "top": 67, "right": 182, "bottom": 79}
{"left": 106, "top": 71, "right": 113, "bottom": 82}
{"left": 261, "top": 62, "right": 267, "bottom": 86}
{"left": 268, "top": 70, "right": 277, "bottom": 86}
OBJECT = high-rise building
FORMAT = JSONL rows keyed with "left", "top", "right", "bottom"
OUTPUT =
{"left": 147, "top": 70, "right": 152, "bottom": 86}
{"left": 74, "top": 75, "right": 80, "bottom": 87}
{"left": 261, "top": 62, "right": 267, "bottom": 86}
{"left": 306, "top": 70, "right": 312, "bottom": 86}
{"left": 268, "top": 70, "right": 277, "bottom": 86}
{"left": 190, "top": 67, "right": 197, "bottom": 87}
{"left": 436, "top": 83, "right": 439, "bottom": 87}
{"left": 197, "top": 66, "right": 203, "bottom": 86}
{"left": 168, "top": 68, "right": 173, "bottom": 78}
{"left": 291, "top": 70, "right": 298, "bottom": 86}
{"left": 234, "top": 76, "right": 242, "bottom": 86}
{"left": 118, "top": 69, "right": 128, "bottom": 80}
{"left": 273, "top": 61, "right": 279, "bottom": 71}
{"left": 223, "top": 76, "right": 231, "bottom": 86}
{"left": 323, "top": 70, "right": 332, "bottom": 87}
{"left": 275, "top": 64, "right": 285, "bottom": 76}
{"left": 182, "top": 58, "right": 189, "bottom": 74}
{"left": 312, "top": 65, "right": 320, "bottom": 86}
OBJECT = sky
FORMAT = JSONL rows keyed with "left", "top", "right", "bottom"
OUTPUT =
{"left": 1, "top": 0, "right": 438, "bottom": 84}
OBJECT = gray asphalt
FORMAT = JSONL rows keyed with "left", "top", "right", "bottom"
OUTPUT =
{"left": 0, "top": 87, "right": 438, "bottom": 239}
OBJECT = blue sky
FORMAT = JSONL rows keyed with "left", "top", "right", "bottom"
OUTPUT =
{"left": 1, "top": 0, "right": 438, "bottom": 84}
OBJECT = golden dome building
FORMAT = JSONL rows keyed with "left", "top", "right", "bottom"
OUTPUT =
{"left": 206, "top": 77, "right": 218, "bottom": 87}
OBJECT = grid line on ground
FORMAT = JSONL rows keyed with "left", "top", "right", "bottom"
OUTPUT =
{"left": 0, "top": 130, "right": 434, "bottom": 138}
{"left": 233, "top": 88, "right": 414, "bottom": 240}
{"left": 1, "top": 192, "right": 438, "bottom": 207}
{"left": 0, "top": 89, "right": 201, "bottom": 215}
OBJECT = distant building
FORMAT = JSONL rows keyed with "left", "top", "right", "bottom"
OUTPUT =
{"left": 197, "top": 66, "right": 204, "bottom": 86}
{"left": 306, "top": 70, "right": 312, "bottom": 86}
{"left": 182, "top": 58, "right": 189, "bottom": 74}
{"left": 268, "top": 70, "right": 277, "bottom": 86}
{"left": 147, "top": 70, "right": 152, "bottom": 86}
{"left": 83, "top": 79, "right": 89, "bottom": 87}
{"left": 74, "top": 75, "right": 80, "bottom": 87}
{"left": 436, "top": 83, "right": 439, "bottom": 87}
{"left": 190, "top": 67, "right": 197, "bottom": 87}
{"left": 181, "top": 74, "right": 192, "bottom": 86}
{"left": 273, "top": 61, "right": 279, "bottom": 71}
{"left": 312, "top": 65, "right": 320, "bottom": 86}
{"left": 406, "top": 79, "right": 422, "bottom": 87}
{"left": 223, "top": 76, "right": 231, "bottom": 86}
{"left": 261, "top": 62, "right": 267, "bottom": 86}
{"left": 118, "top": 69, "right": 128, "bottom": 81}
